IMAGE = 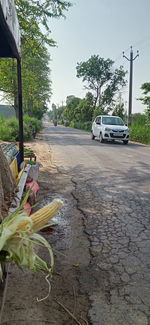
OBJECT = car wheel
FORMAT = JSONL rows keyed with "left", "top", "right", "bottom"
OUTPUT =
{"left": 91, "top": 131, "right": 95, "bottom": 140}
{"left": 99, "top": 133, "right": 104, "bottom": 143}
{"left": 123, "top": 140, "right": 128, "bottom": 144}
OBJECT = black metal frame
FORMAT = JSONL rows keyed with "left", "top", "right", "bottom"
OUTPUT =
{"left": 0, "top": 2, "right": 24, "bottom": 161}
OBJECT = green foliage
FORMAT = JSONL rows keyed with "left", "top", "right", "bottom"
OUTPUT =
{"left": 112, "top": 103, "right": 125, "bottom": 119}
{"left": 70, "top": 121, "right": 92, "bottom": 132}
{"left": 0, "top": 116, "right": 42, "bottom": 141}
{"left": 132, "top": 113, "right": 146, "bottom": 125}
{"left": 15, "top": 0, "right": 71, "bottom": 39}
{"left": 112, "top": 94, "right": 125, "bottom": 119}
{"left": 74, "top": 92, "right": 94, "bottom": 122}
{"left": 63, "top": 93, "right": 95, "bottom": 123}
{"left": 64, "top": 96, "right": 81, "bottom": 122}
{"left": 76, "top": 55, "right": 127, "bottom": 111}
{"left": 0, "top": 0, "right": 71, "bottom": 119}
{"left": 47, "top": 104, "right": 65, "bottom": 123}
{"left": 93, "top": 106, "right": 106, "bottom": 119}
{"left": 130, "top": 125, "right": 150, "bottom": 144}
{"left": 130, "top": 113, "right": 150, "bottom": 144}
{"left": 0, "top": 46, "right": 51, "bottom": 119}
{"left": 0, "top": 116, "right": 18, "bottom": 142}
{"left": 138, "top": 83, "right": 150, "bottom": 125}
{"left": 24, "top": 115, "right": 42, "bottom": 134}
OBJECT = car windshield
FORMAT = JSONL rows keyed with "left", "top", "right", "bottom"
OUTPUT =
{"left": 102, "top": 116, "right": 124, "bottom": 125}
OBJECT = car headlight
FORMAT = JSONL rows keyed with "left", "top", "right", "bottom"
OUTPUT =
{"left": 124, "top": 128, "right": 129, "bottom": 132}
{"left": 105, "top": 127, "right": 111, "bottom": 131}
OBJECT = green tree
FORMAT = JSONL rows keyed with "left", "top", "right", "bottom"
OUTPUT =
{"left": 0, "top": 0, "right": 71, "bottom": 119}
{"left": 64, "top": 96, "right": 81, "bottom": 122}
{"left": 51, "top": 103, "right": 57, "bottom": 120}
{"left": 56, "top": 105, "right": 65, "bottom": 121}
{"left": 73, "top": 92, "right": 94, "bottom": 122}
{"left": 112, "top": 103, "right": 125, "bottom": 119}
{"left": 112, "top": 93, "right": 125, "bottom": 119}
{"left": 138, "top": 83, "right": 150, "bottom": 125}
{"left": 22, "top": 41, "right": 51, "bottom": 118}
{"left": 0, "top": 42, "right": 51, "bottom": 119}
{"left": 15, "top": 0, "right": 71, "bottom": 49}
{"left": 76, "top": 55, "right": 127, "bottom": 111}
{"left": 0, "top": 59, "right": 18, "bottom": 110}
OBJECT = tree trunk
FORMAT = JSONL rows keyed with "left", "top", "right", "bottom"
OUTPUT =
{"left": 94, "top": 88, "right": 99, "bottom": 108}
{"left": 0, "top": 147, "right": 17, "bottom": 219}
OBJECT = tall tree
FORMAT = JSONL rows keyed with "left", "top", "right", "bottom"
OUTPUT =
{"left": 76, "top": 55, "right": 127, "bottom": 111}
{"left": 15, "top": 0, "right": 71, "bottom": 47}
{"left": 0, "top": 0, "right": 71, "bottom": 119}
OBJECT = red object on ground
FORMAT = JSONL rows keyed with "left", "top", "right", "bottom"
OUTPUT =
{"left": 26, "top": 180, "right": 40, "bottom": 194}
{"left": 23, "top": 202, "right": 32, "bottom": 216}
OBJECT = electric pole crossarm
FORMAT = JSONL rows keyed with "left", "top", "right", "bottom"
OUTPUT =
{"left": 123, "top": 53, "right": 130, "bottom": 61}
{"left": 123, "top": 55, "right": 130, "bottom": 61}
{"left": 133, "top": 53, "right": 139, "bottom": 61}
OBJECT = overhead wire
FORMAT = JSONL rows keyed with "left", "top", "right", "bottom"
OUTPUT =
{"left": 132, "top": 35, "right": 150, "bottom": 49}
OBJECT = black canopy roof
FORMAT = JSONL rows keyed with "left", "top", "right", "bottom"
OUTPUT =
{"left": 0, "top": 1, "right": 20, "bottom": 59}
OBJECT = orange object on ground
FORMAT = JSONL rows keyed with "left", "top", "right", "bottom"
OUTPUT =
{"left": 23, "top": 203, "right": 32, "bottom": 216}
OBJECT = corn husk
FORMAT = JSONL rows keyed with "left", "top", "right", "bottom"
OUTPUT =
{"left": 0, "top": 199, "right": 63, "bottom": 280}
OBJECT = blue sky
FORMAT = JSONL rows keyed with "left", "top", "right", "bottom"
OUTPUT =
{"left": 48, "top": 0, "right": 150, "bottom": 113}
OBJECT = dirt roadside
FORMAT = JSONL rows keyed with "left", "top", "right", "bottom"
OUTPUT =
{"left": 0, "top": 137, "right": 91, "bottom": 325}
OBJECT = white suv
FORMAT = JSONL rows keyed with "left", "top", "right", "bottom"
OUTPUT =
{"left": 91, "top": 115, "right": 129, "bottom": 144}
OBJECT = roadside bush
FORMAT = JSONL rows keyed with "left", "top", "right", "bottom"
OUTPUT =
{"left": 130, "top": 124, "right": 150, "bottom": 144}
{"left": 130, "top": 113, "right": 150, "bottom": 144}
{"left": 0, "top": 115, "right": 42, "bottom": 142}
{"left": 132, "top": 113, "right": 146, "bottom": 126}
{"left": 24, "top": 115, "right": 42, "bottom": 136}
{"left": 59, "top": 119, "right": 64, "bottom": 125}
{"left": 0, "top": 117, "right": 19, "bottom": 141}
{"left": 69, "top": 121, "right": 75, "bottom": 128}
{"left": 69, "top": 121, "right": 92, "bottom": 131}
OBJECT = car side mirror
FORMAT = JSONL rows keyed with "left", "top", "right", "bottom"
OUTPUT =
{"left": 125, "top": 123, "right": 128, "bottom": 126}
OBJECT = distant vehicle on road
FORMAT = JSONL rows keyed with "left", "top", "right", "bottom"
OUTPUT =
{"left": 91, "top": 115, "right": 129, "bottom": 144}
{"left": 53, "top": 120, "right": 57, "bottom": 126}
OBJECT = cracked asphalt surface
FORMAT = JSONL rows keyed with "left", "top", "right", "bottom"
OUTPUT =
{"left": 44, "top": 122, "right": 150, "bottom": 325}
{"left": 1, "top": 122, "right": 149, "bottom": 325}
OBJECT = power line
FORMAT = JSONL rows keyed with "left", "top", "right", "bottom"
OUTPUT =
{"left": 132, "top": 35, "right": 150, "bottom": 49}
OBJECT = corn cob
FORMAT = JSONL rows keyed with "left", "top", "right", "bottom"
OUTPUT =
{"left": 18, "top": 199, "right": 63, "bottom": 233}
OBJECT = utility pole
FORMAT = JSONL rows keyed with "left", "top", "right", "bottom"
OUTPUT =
{"left": 123, "top": 46, "right": 139, "bottom": 125}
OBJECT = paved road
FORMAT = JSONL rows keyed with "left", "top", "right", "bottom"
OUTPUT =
{"left": 45, "top": 123, "right": 150, "bottom": 325}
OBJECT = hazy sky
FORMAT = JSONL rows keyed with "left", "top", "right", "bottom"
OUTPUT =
{"left": 48, "top": 0, "right": 150, "bottom": 113}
